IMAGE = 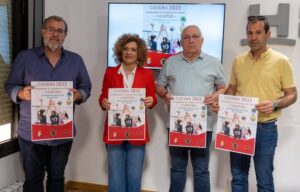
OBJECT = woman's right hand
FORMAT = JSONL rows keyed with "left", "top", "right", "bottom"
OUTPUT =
{"left": 102, "top": 98, "right": 111, "bottom": 110}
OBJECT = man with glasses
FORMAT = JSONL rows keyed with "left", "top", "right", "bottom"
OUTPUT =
{"left": 156, "top": 25, "right": 226, "bottom": 192}
{"left": 225, "top": 16, "right": 297, "bottom": 191}
{"left": 5, "top": 15, "right": 91, "bottom": 192}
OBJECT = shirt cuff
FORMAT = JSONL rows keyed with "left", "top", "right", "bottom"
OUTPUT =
{"left": 11, "top": 86, "right": 23, "bottom": 104}
{"left": 77, "top": 89, "right": 88, "bottom": 103}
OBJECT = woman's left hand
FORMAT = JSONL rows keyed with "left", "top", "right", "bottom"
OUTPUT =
{"left": 144, "top": 96, "right": 153, "bottom": 108}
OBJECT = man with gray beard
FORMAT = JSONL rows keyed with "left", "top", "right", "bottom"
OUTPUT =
{"left": 5, "top": 15, "right": 91, "bottom": 192}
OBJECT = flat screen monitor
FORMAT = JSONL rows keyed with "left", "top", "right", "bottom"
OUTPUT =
{"left": 107, "top": 3, "right": 226, "bottom": 69}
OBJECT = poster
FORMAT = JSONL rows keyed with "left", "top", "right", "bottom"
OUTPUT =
{"left": 108, "top": 88, "right": 146, "bottom": 141}
{"left": 169, "top": 96, "right": 207, "bottom": 148}
{"left": 31, "top": 81, "right": 73, "bottom": 141}
{"left": 215, "top": 94, "right": 259, "bottom": 156}
{"left": 143, "top": 4, "right": 186, "bottom": 68}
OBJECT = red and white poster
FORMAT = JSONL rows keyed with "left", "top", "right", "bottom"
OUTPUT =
{"left": 215, "top": 94, "right": 259, "bottom": 156}
{"left": 169, "top": 96, "right": 207, "bottom": 148}
{"left": 31, "top": 81, "right": 73, "bottom": 141}
{"left": 108, "top": 88, "right": 146, "bottom": 141}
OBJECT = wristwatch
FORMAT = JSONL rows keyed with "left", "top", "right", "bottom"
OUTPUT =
{"left": 273, "top": 100, "right": 278, "bottom": 111}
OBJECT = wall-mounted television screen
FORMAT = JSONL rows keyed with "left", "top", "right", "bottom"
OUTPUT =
{"left": 107, "top": 3, "right": 225, "bottom": 69}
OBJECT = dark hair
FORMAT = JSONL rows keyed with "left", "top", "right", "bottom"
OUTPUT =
{"left": 150, "top": 35, "right": 156, "bottom": 40}
{"left": 247, "top": 15, "right": 270, "bottom": 33}
{"left": 112, "top": 33, "right": 148, "bottom": 67}
{"left": 42, "top": 15, "right": 68, "bottom": 33}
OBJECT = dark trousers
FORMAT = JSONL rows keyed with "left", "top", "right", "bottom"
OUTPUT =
{"left": 230, "top": 121, "right": 278, "bottom": 192}
{"left": 169, "top": 131, "right": 212, "bottom": 192}
{"left": 18, "top": 137, "right": 72, "bottom": 192}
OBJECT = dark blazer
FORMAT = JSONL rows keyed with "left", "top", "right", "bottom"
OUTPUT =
{"left": 99, "top": 65, "right": 157, "bottom": 145}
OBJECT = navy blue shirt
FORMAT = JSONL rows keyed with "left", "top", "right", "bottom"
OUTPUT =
{"left": 5, "top": 46, "right": 92, "bottom": 146}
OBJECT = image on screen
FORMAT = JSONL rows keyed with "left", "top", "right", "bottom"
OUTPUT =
{"left": 107, "top": 3, "right": 225, "bottom": 69}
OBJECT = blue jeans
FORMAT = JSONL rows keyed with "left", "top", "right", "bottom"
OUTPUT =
{"left": 169, "top": 131, "right": 212, "bottom": 192}
{"left": 231, "top": 121, "right": 278, "bottom": 192}
{"left": 106, "top": 142, "right": 145, "bottom": 192}
{"left": 18, "top": 137, "right": 72, "bottom": 192}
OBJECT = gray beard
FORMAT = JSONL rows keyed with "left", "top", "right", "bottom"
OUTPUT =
{"left": 43, "top": 39, "right": 62, "bottom": 52}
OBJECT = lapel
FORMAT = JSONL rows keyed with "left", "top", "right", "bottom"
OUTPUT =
{"left": 111, "top": 66, "right": 144, "bottom": 88}
{"left": 112, "top": 65, "right": 124, "bottom": 88}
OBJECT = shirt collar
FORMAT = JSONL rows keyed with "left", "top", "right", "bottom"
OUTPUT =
{"left": 180, "top": 52, "right": 204, "bottom": 62}
{"left": 118, "top": 63, "right": 137, "bottom": 75}
{"left": 37, "top": 46, "right": 66, "bottom": 57}
{"left": 248, "top": 47, "right": 272, "bottom": 60}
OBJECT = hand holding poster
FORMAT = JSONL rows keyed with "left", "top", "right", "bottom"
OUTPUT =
{"left": 31, "top": 81, "right": 73, "bottom": 141}
{"left": 169, "top": 96, "right": 207, "bottom": 148}
{"left": 215, "top": 94, "right": 259, "bottom": 156}
{"left": 108, "top": 88, "right": 146, "bottom": 141}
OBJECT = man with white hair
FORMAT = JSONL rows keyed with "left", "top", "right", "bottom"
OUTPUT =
{"left": 156, "top": 25, "right": 226, "bottom": 192}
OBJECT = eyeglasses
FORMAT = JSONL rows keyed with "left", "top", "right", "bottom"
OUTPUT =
{"left": 247, "top": 16, "right": 267, "bottom": 21}
{"left": 182, "top": 34, "right": 201, "bottom": 41}
{"left": 43, "top": 27, "right": 65, "bottom": 35}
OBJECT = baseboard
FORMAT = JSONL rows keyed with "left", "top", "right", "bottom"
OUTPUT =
{"left": 65, "top": 180, "right": 156, "bottom": 192}
{"left": 65, "top": 180, "right": 107, "bottom": 192}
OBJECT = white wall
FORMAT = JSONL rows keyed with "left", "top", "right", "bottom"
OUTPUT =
{"left": 44, "top": 0, "right": 300, "bottom": 191}
{"left": 0, "top": 153, "right": 24, "bottom": 188}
